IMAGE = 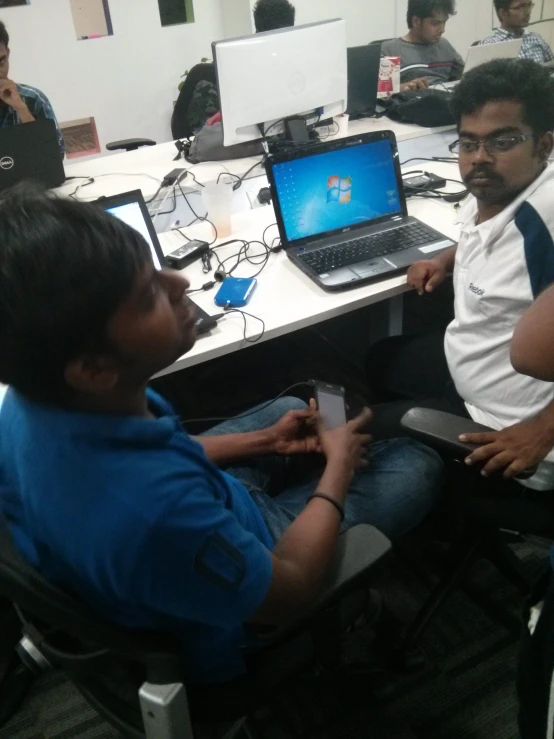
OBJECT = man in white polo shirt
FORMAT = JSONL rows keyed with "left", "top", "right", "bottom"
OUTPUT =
{"left": 366, "top": 58, "right": 554, "bottom": 493}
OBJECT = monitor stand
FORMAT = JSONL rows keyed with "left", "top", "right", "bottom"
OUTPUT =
{"left": 263, "top": 116, "right": 321, "bottom": 155}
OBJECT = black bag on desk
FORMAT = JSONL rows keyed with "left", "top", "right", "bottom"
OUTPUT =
{"left": 186, "top": 122, "right": 264, "bottom": 163}
{"left": 383, "top": 89, "right": 456, "bottom": 127}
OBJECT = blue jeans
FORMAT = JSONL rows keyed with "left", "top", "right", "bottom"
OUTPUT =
{"left": 204, "top": 397, "right": 444, "bottom": 541}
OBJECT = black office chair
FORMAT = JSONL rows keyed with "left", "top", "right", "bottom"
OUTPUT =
{"left": 105, "top": 139, "right": 157, "bottom": 153}
{"left": 397, "top": 408, "right": 554, "bottom": 656}
{"left": 0, "top": 521, "right": 391, "bottom": 738}
{"left": 171, "top": 63, "right": 218, "bottom": 141}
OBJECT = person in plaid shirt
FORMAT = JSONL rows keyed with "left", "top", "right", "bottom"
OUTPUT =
{"left": 481, "top": 1, "right": 554, "bottom": 64}
{"left": 0, "top": 21, "right": 64, "bottom": 156}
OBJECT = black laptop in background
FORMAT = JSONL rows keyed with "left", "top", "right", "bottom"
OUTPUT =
{"left": 346, "top": 43, "right": 382, "bottom": 119}
{"left": 0, "top": 118, "right": 65, "bottom": 192}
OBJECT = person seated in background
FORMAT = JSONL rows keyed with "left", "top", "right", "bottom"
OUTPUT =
{"left": 253, "top": 0, "right": 296, "bottom": 33}
{"left": 481, "top": 1, "right": 553, "bottom": 64}
{"left": 509, "top": 285, "right": 554, "bottom": 739}
{"left": 0, "top": 187, "right": 443, "bottom": 689}
{"left": 365, "top": 59, "right": 554, "bottom": 494}
{"left": 381, "top": 0, "right": 464, "bottom": 90}
{"left": 0, "top": 21, "right": 64, "bottom": 155}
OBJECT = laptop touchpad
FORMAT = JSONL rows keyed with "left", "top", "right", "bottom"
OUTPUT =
{"left": 350, "top": 259, "right": 389, "bottom": 278}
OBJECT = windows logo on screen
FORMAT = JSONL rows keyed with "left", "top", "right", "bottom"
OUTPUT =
{"left": 327, "top": 175, "right": 352, "bottom": 205}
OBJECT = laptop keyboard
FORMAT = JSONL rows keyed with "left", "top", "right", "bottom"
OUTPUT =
{"left": 297, "top": 223, "right": 438, "bottom": 274}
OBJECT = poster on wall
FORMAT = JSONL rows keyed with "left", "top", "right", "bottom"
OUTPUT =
{"left": 69, "top": 0, "right": 113, "bottom": 40}
{"left": 60, "top": 117, "right": 101, "bottom": 159}
{"left": 158, "top": 0, "right": 195, "bottom": 27}
{"left": 0, "top": 1, "right": 30, "bottom": 6}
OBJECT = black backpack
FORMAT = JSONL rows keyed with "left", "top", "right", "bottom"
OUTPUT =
{"left": 383, "top": 89, "right": 456, "bottom": 127}
{"left": 0, "top": 598, "right": 34, "bottom": 728}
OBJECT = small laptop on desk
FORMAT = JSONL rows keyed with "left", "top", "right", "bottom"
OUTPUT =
{"left": 265, "top": 131, "right": 455, "bottom": 291}
{"left": 346, "top": 43, "right": 382, "bottom": 119}
{"left": 441, "top": 38, "right": 523, "bottom": 90}
{"left": 97, "top": 189, "right": 217, "bottom": 335}
{"left": 0, "top": 118, "right": 65, "bottom": 192}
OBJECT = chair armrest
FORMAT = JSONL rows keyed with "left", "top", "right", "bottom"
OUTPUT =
{"left": 401, "top": 408, "right": 537, "bottom": 480}
{"left": 250, "top": 524, "right": 391, "bottom": 645}
{"left": 106, "top": 138, "right": 156, "bottom": 152}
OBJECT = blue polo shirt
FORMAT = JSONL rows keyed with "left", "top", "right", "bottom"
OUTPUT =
{"left": 0, "top": 388, "right": 274, "bottom": 683}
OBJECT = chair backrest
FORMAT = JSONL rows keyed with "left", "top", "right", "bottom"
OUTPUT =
{"left": 171, "top": 63, "right": 218, "bottom": 141}
{"left": 0, "top": 523, "right": 182, "bottom": 678}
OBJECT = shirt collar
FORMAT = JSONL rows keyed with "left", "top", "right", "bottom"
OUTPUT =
{"left": 457, "top": 164, "right": 554, "bottom": 242}
{"left": 494, "top": 27, "right": 528, "bottom": 39}
{"left": 7, "top": 387, "right": 181, "bottom": 446}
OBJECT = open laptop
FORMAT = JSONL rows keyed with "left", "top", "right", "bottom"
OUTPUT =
{"left": 0, "top": 118, "right": 65, "bottom": 192}
{"left": 97, "top": 189, "right": 217, "bottom": 335}
{"left": 441, "top": 38, "right": 523, "bottom": 90}
{"left": 346, "top": 43, "right": 382, "bottom": 119}
{"left": 265, "top": 131, "right": 455, "bottom": 291}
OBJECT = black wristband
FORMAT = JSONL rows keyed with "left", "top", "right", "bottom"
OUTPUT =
{"left": 307, "top": 493, "right": 345, "bottom": 522}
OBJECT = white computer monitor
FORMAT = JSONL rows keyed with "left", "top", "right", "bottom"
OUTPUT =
{"left": 213, "top": 20, "right": 347, "bottom": 147}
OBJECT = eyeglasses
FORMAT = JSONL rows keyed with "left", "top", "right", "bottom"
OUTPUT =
{"left": 509, "top": 2, "right": 534, "bottom": 11}
{"left": 449, "top": 134, "right": 535, "bottom": 156}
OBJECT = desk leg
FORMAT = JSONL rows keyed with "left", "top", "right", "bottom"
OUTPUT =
{"left": 368, "top": 294, "right": 404, "bottom": 346}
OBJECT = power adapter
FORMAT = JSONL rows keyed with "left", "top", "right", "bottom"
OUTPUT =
{"left": 162, "top": 168, "right": 187, "bottom": 187}
{"left": 166, "top": 239, "right": 209, "bottom": 269}
{"left": 402, "top": 171, "right": 447, "bottom": 195}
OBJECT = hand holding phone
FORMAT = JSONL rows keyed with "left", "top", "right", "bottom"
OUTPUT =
{"left": 317, "top": 407, "right": 373, "bottom": 473}
{"left": 314, "top": 382, "right": 347, "bottom": 430}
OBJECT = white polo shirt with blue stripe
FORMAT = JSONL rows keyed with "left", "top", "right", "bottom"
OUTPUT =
{"left": 445, "top": 164, "right": 554, "bottom": 491}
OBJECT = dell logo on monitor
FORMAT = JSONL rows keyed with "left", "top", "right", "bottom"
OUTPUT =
{"left": 0, "top": 156, "right": 14, "bottom": 170}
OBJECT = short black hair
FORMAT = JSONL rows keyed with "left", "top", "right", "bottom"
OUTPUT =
{"left": 407, "top": 0, "right": 456, "bottom": 28}
{"left": 0, "top": 186, "right": 152, "bottom": 405}
{"left": 0, "top": 21, "right": 9, "bottom": 48}
{"left": 253, "top": 0, "right": 295, "bottom": 33}
{"left": 450, "top": 58, "right": 554, "bottom": 136}
{"left": 493, "top": 0, "right": 514, "bottom": 12}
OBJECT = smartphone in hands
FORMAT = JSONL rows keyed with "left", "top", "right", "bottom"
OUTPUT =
{"left": 314, "top": 381, "right": 347, "bottom": 430}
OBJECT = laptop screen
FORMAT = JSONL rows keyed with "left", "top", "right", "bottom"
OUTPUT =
{"left": 98, "top": 190, "right": 165, "bottom": 271}
{"left": 271, "top": 138, "right": 402, "bottom": 244}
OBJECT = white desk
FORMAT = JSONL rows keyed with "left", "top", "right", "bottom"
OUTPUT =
{"left": 57, "top": 118, "right": 455, "bottom": 205}
{"left": 154, "top": 161, "right": 462, "bottom": 378}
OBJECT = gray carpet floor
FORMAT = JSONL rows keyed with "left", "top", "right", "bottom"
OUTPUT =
{"left": 1, "top": 536, "right": 547, "bottom": 739}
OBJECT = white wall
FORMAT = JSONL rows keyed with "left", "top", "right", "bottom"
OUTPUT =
{"left": 285, "top": 0, "right": 397, "bottom": 47}
{"left": 3, "top": 0, "right": 554, "bottom": 158}
{"left": 2, "top": 0, "right": 224, "bottom": 151}
{"left": 221, "top": 0, "right": 252, "bottom": 39}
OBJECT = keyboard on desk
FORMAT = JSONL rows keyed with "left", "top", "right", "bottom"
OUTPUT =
{"left": 297, "top": 222, "right": 438, "bottom": 274}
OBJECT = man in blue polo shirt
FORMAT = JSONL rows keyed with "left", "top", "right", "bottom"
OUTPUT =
{"left": 0, "top": 20, "right": 64, "bottom": 155}
{"left": 0, "top": 188, "right": 443, "bottom": 686}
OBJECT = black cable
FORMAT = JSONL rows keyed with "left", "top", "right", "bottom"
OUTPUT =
{"left": 181, "top": 381, "right": 314, "bottom": 425}
{"left": 231, "top": 157, "right": 266, "bottom": 191}
{"left": 68, "top": 177, "right": 94, "bottom": 199}
{"left": 185, "top": 170, "right": 206, "bottom": 189}
{"left": 401, "top": 156, "right": 459, "bottom": 166}
{"left": 145, "top": 183, "right": 165, "bottom": 204}
{"left": 149, "top": 186, "right": 178, "bottom": 217}
{"left": 223, "top": 307, "right": 265, "bottom": 344}
{"left": 176, "top": 181, "right": 218, "bottom": 245}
